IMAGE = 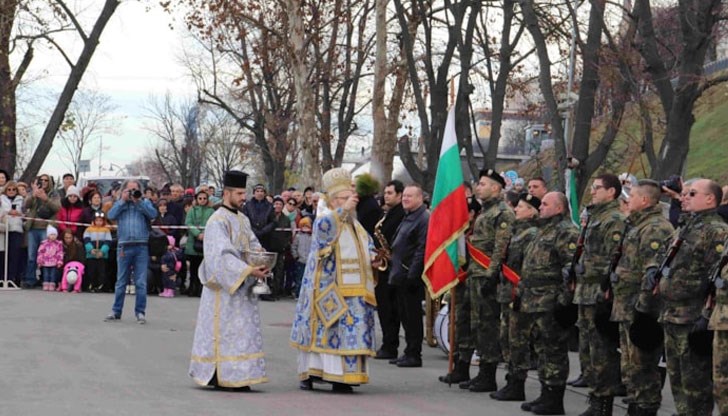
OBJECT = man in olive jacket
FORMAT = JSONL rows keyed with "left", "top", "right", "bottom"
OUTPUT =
{"left": 388, "top": 184, "right": 429, "bottom": 368}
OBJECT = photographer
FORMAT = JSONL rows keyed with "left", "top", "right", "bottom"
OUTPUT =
{"left": 104, "top": 180, "right": 157, "bottom": 324}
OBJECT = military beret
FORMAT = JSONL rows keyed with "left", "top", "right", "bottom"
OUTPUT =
{"left": 479, "top": 168, "right": 506, "bottom": 188}
{"left": 594, "top": 303, "right": 620, "bottom": 343}
{"left": 629, "top": 310, "right": 664, "bottom": 351}
{"left": 553, "top": 303, "right": 578, "bottom": 329}
{"left": 688, "top": 329, "right": 714, "bottom": 357}
{"left": 519, "top": 192, "right": 541, "bottom": 210}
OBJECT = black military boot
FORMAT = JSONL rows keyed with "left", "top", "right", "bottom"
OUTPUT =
{"left": 531, "top": 385, "right": 565, "bottom": 415}
{"left": 438, "top": 358, "right": 470, "bottom": 384}
{"left": 521, "top": 382, "right": 546, "bottom": 412}
{"left": 578, "top": 395, "right": 613, "bottom": 416}
{"left": 490, "top": 375, "right": 525, "bottom": 401}
{"left": 633, "top": 407, "right": 657, "bottom": 416}
{"left": 468, "top": 362, "right": 498, "bottom": 392}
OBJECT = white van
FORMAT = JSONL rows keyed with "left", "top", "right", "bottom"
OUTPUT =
{"left": 77, "top": 176, "right": 151, "bottom": 197}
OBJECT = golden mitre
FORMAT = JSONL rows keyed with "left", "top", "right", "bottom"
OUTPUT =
{"left": 322, "top": 167, "right": 353, "bottom": 197}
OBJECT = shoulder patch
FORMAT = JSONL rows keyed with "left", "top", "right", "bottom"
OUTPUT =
{"left": 650, "top": 241, "right": 660, "bottom": 251}
{"left": 500, "top": 222, "right": 508, "bottom": 229}
{"left": 717, "top": 244, "right": 725, "bottom": 254}
{"left": 568, "top": 243, "right": 577, "bottom": 250}
{"left": 612, "top": 232, "right": 621, "bottom": 242}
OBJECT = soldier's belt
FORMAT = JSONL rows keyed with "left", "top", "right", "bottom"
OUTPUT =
{"left": 466, "top": 241, "right": 520, "bottom": 285}
{"left": 579, "top": 275, "right": 607, "bottom": 285}
{"left": 663, "top": 298, "right": 702, "bottom": 307}
{"left": 520, "top": 277, "right": 560, "bottom": 289}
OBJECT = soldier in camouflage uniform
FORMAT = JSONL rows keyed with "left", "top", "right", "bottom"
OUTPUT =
{"left": 490, "top": 193, "right": 541, "bottom": 402}
{"left": 575, "top": 174, "right": 626, "bottom": 416}
{"left": 438, "top": 199, "right": 482, "bottom": 384}
{"left": 645, "top": 179, "right": 728, "bottom": 415}
{"left": 611, "top": 180, "right": 673, "bottom": 416}
{"left": 515, "top": 192, "right": 579, "bottom": 415}
{"left": 710, "top": 265, "right": 728, "bottom": 416}
{"left": 457, "top": 169, "right": 514, "bottom": 393}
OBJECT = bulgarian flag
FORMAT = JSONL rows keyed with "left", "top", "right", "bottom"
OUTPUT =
{"left": 422, "top": 107, "right": 470, "bottom": 298}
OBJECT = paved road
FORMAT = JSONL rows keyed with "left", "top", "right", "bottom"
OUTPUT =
{"left": 1, "top": 290, "right": 689, "bottom": 416}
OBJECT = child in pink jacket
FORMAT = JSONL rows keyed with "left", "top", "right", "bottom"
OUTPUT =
{"left": 37, "top": 225, "right": 64, "bottom": 291}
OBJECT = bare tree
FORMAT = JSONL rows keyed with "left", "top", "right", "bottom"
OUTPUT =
{"left": 145, "top": 93, "right": 205, "bottom": 188}
{"left": 5, "top": 0, "right": 123, "bottom": 182}
{"left": 56, "top": 89, "right": 119, "bottom": 179}
{"left": 201, "top": 109, "right": 256, "bottom": 187}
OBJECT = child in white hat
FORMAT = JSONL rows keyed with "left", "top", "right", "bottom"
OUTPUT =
{"left": 37, "top": 225, "right": 64, "bottom": 291}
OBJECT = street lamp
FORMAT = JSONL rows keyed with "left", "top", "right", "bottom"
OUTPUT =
{"left": 108, "top": 163, "right": 127, "bottom": 176}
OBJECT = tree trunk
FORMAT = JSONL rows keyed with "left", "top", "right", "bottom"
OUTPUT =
{"left": 370, "top": 0, "right": 391, "bottom": 184}
{"left": 483, "top": 0, "right": 518, "bottom": 171}
{"left": 0, "top": 1, "right": 20, "bottom": 177}
{"left": 286, "top": 0, "right": 321, "bottom": 188}
{"left": 21, "top": 0, "right": 120, "bottom": 182}
{"left": 520, "top": 0, "right": 566, "bottom": 191}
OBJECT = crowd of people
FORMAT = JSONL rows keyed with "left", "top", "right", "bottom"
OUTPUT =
{"left": 0, "top": 170, "right": 322, "bottom": 305}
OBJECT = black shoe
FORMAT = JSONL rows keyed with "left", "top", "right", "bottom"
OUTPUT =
{"left": 614, "top": 384, "right": 627, "bottom": 397}
{"left": 104, "top": 313, "right": 121, "bottom": 322}
{"left": 569, "top": 374, "right": 589, "bottom": 388}
{"left": 259, "top": 294, "right": 276, "bottom": 302}
{"left": 396, "top": 356, "right": 422, "bottom": 368}
{"left": 374, "top": 349, "right": 397, "bottom": 360}
{"left": 531, "top": 385, "right": 565, "bottom": 415}
{"left": 214, "top": 385, "right": 251, "bottom": 392}
{"left": 299, "top": 379, "right": 313, "bottom": 391}
{"left": 389, "top": 356, "right": 404, "bottom": 365}
{"left": 331, "top": 382, "right": 353, "bottom": 393}
{"left": 490, "top": 378, "right": 526, "bottom": 401}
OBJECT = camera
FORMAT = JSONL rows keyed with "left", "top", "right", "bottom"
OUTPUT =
{"left": 660, "top": 175, "right": 682, "bottom": 194}
{"left": 130, "top": 189, "right": 143, "bottom": 199}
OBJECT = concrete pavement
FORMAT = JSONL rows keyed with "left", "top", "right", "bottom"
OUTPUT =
{"left": 0, "top": 290, "right": 687, "bottom": 415}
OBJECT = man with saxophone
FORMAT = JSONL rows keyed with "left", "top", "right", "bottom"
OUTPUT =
{"left": 373, "top": 180, "right": 406, "bottom": 360}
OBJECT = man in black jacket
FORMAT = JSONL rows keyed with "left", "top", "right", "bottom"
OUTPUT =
{"left": 242, "top": 184, "right": 275, "bottom": 250}
{"left": 388, "top": 184, "right": 430, "bottom": 368}
{"left": 267, "top": 197, "right": 291, "bottom": 300}
{"left": 373, "top": 180, "right": 406, "bottom": 360}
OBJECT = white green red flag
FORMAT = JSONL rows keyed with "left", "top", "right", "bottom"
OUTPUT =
{"left": 422, "top": 107, "right": 470, "bottom": 298}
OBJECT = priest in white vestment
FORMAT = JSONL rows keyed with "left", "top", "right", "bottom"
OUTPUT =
{"left": 189, "top": 170, "right": 271, "bottom": 391}
{"left": 290, "top": 167, "right": 379, "bottom": 392}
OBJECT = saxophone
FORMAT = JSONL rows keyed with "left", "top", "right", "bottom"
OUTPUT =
{"left": 373, "top": 215, "right": 391, "bottom": 272}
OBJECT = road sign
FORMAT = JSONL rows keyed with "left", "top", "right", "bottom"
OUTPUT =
{"left": 78, "top": 159, "right": 91, "bottom": 173}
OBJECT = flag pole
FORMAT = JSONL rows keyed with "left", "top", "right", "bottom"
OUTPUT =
{"left": 447, "top": 284, "right": 457, "bottom": 386}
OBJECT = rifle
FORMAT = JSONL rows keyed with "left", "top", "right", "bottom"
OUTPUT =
{"left": 567, "top": 212, "right": 591, "bottom": 291}
{"left": 603, "top": 222, "right": 630, "bottom": 300}
{"left": 652, "top": 214, "right": 698, "bottom": 290}
{"left": 705, "top": 235, "right": 728, "bottom": 306}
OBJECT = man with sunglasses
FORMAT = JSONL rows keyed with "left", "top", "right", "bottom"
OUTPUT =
{"left": 574, "top": 174, "right": 626, "bottom": 416}
{"left": 22, "top": 174, "right": 60, "bottom": 289}
{"left": 644, "top": 178, "right": 728, "bottom": 415}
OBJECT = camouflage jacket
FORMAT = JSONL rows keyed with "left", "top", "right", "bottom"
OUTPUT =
{"left": 574, "top": 199, "right": 626, "bottom": 305}
{"left": 496, "top": 218, "right": 540, "bottom": 304}
{"left": 467, "top": 197, "right": 515, "bottom": 281}
{"left": 519, "top": 214, "right": 579, "bottom": 313}
{"left": 611, "top": 205, "right": 673, "bottom": 322}
{"left": 659, "top": 210, "right": 728, "bottom": 325}
{"left": 709, "top": 280, "right": 728, "bottom": 331}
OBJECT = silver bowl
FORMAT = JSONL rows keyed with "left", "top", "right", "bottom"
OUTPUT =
{"left": 244, "top": 251, "right": 278, "bottom": 269}
{"left": 244, "top": 251, "right": 277, "bottom": 296}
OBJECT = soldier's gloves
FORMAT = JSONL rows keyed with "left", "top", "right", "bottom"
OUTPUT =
{"left": 644, "top": 267, "right": 659, "bottom": 291}
{"left": 692, "top": 316, "right": 709, "bottom": 333}
{"left": 480, "top": 278, "right": 497, "bottom": 297}
{"left": 561, "top": 267, "right": 575, "bottom": 285}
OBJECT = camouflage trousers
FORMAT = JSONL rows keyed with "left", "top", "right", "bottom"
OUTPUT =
{"left": 618, "top": 322, "right": 661, "bottom": 409}
{"left": 454, "top": 281, "right": 473, "bottom": 362}
{"left": 578, "top": 305, "right": 621, "bottom": 397}
{"left": 468, "top": 277, "right": 501, "bottom": 365}
{"left": 713, "top": 330, "right": 728, "bottom": 416}
{"left": 664, "top": 322, "right": 713, "bottom": 415}
{"left": 499, "top": 303, "right": 512, "bottom": 367}
{"left": 577, "top": 314, "right": 593, "bottom": 383}
{"left": 510, "top": 310, "right": 569, "bottom": 386}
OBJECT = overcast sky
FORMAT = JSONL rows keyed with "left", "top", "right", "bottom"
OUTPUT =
{"left": 19, "top": 1, "right": 194, "bottom": 179}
